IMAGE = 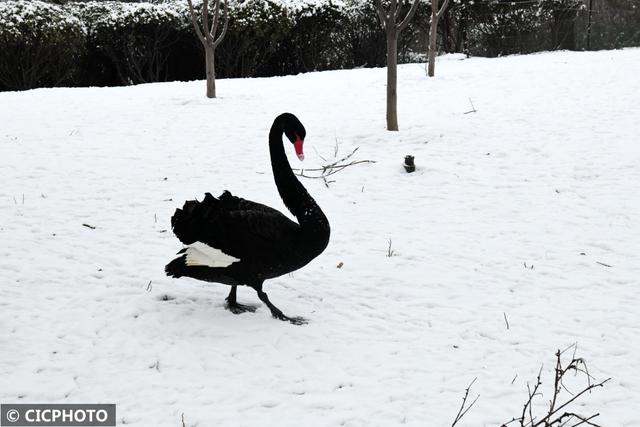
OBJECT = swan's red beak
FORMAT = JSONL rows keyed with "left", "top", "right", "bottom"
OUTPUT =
{"left": 294, "top": 137, "right": 304, "bottom": 161}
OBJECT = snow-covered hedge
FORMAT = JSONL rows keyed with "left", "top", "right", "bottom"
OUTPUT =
{"left": 286, "top": 1, "right": 347, "bottom": 72}
{"left": 216, "top": 0, "right": 293, "bottom": 77}
{"left": 0, "top": 0, "right": 431, "bottom": 89}
{"left": 463, "top": 0, "right": 585, "bottom": 56}
{"left": 71, "top": 1, "right": 188, "bottom": 85}
{"left": 0, "top": 0, "right": 593, "bottom": 90}
{"left": 0, "top": 1, "right": 85, "bottom": 90}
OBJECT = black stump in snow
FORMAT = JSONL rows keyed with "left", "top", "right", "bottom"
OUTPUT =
{"left": 403, "top": 155, "right": 415, "bottom": 173}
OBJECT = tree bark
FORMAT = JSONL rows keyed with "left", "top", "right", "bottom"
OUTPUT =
{"left": 426, "top": 0, "right": 450, "bottom": 77}
{"left": 205, "top": 46, "right": 216, "bottom": 98}
{"left": 428, "top": 0, "right": 439, "bottom": 77}
{"left": 587, "top": 0, "right": 594, "bottom": 50}
{"left": 375, "top": 0, "right": 420, "bottom": 131}
{"left": 386, "top": 32, "right": 399, "bottom": 131}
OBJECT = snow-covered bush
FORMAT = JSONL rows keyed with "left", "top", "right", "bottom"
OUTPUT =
{"left": 585, "top": 0, "right": 640, "bottom": 50}
{"left": 328, "top": 0, "right": 429, "bottom": 70}
{"left": 70, "top": 1, "right": 189, "bottom": 85}
{"left": 464, "top": 0, "right": 584, "bottom": 57}
{"left": 216, "top": 0, "right": 293, "bottom": 77}
{"left": 398, "top": 0, "right": 431, "bottom": 63}
{"left": 285, "top": 1, "right": 347, "bottom": 72}
{"left": 0, "top": 1, "right": 86, "bottom": 90}
{"left": 0, "top": 0, "right": 611, "bottom": 91}
{"left": 333, "top": 1, "right": 386, "bottom": 68}
{"left": 212, "top": 0, "right": 427, "bottom": 76}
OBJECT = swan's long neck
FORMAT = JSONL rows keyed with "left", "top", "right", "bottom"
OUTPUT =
{"left": 269, "top": 120, "right": 327, "bottom": 231}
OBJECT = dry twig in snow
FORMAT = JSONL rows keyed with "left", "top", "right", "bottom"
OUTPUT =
{"left": 292, "top": 147, "right": 375, "bottom": 187}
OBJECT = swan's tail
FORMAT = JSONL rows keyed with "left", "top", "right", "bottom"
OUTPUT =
{"left": 170, "top": 192, "right": 220, "bottom": 245}
{"left": 165, "top": 246, "right": 238, "bottom": 281}
{"left": 165, "top": 250, "right": 189, "bottom": 278}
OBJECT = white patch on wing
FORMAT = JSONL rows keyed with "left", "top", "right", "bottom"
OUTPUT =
{"left": 184, "top": 242, "right": 239, "bottom": 268}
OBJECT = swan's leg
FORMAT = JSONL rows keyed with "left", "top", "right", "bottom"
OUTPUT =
{"left": 255, "top": 285, "right": 307, "bottom": 325}
{"left": 225, "top": 285, "right": 257, "bottom": 314}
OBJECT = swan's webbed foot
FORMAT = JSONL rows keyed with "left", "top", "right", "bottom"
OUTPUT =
{"left": 225, "top": 300, "right": 257, "bottom": 314}
{"left": 225, "top": 285, "right": 256, "bottom": 314}
{"left": 271, "top": 311, "right": 308, "bottom": 325}
{"left": 284, "top": 315, "right": 308, "bottom": 325}
{"left": 255, "top": 288, "right": 308, "bottom": 325}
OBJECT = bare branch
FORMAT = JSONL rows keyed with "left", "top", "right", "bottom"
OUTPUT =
{"left": 373, "top": 0, "right": 388, "bottom": 30}
{"left": 390, "top": 0, "right": 398, "bottom": 24}
{"left": 210, "top": 0, "right": 220, "bottom": 39}
{"left": 451, "top": 378, "right": 479, "bottom": 426}
{"left": 186, "top": 0, "right": 206, "bottom": 45}
{"left": 397, "top": 0, "right": 420, "bottom": 32}
{"left": 394, "top": 0, "right": 404, "bottom": 22}
{"left": 534, "top": 379, "right": 610, "bottom": 426}
{"left": 213, "top": 0, "right": 229, "bottom": 48}
{"left": 549, "top": 412, "right": 603, "bottom": 427}
{"left": 436, "top": 0, "right": 451, "bottom": 20}
{"left": 519, "top": 367, "right": 543, "bottom": 427}
{"left": 549, "top": 350, "right": 562, "bottom": 416}
{"left": 500, "top": 418, "right": 521, "bottom": 427}
{"left": 329, "top": 146, "right": 359, "bottom": 165}
{"left": 292, "top": 147, "right": 375, "bottom": 181}
{"left": 397, "top": 0, "right": 418, "bottom": 22}
{"left": 202, "top": 0, "right": 211, "bottom": 43}
{"left": 294, "top": 160, "right": 375, "bottom": 179}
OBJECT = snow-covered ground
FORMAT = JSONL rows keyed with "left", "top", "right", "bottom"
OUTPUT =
{"left": 1, "top": 49, "right": 638, "bottom": 426}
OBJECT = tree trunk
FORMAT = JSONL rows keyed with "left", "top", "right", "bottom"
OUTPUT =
{"left": 386, "top": 32, "right": 399, "bottom": 131}
{"left": 205, "top": 46, "right": 216, "bottom": 98}
{"left": 586, "top": 0, "right": 594, "bottom": 50}
{"left": 460, "top": 5, "right": 468, "bottom": 56}
{"left": 428, "top": 0, "right": 439, "bottom": 77}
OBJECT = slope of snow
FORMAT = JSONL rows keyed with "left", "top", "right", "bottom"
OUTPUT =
{"left": 1, "top": 49, "right": 639, "bottom": 426}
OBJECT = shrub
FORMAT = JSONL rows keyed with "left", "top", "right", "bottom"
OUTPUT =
{"left": 399, "top": 0, "right": 431, "bottom": 63}
{"left": 330, "top": 0, "right": 430, "bottom": 70}
{"left": 581, "top": 0, "right": 640, "bottom": 50}
{"left": 286, "top": 1, "right": 347, "bottom": 73}
{"left": 71, "top": 1, "right": 189, "bottom": 85}
{"left": 216, "top": 0, "right": 293, "bottom": 78}
{"left": 0, "top": 1, "right": 86, "bottom": 91}
{"left": 1, "top": 0, "right": 633, "bottom": 92}
{"left": 335, "top": 1, "right": 386, "bottom": 69}
{"left": 464, "top": 0, "right": 584, "bottom": 57}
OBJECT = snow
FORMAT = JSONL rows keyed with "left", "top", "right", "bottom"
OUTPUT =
{"left": 1, "top": 49, "right": 639, "bottom": 426}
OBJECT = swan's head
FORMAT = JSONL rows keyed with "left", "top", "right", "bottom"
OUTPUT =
{"left": 282, "top": 113, "right": 306, "bottom": 161}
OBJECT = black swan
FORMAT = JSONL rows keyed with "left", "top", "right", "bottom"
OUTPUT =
{"left": 165, "top": 113, "right": 330, "bottom": 324}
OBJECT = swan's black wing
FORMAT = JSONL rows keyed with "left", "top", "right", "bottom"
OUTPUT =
{"left": 171, "top": 191, "right": 300, "bottom": 261}
{"left": 218, "top": 190, "right": 282, "bottom": 216}
{"left": 202, "top": 208, "right": 300, "bottom": 260}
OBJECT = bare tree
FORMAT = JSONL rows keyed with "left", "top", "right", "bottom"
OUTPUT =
{"left": 427, "top": 0, "right": 450, "bottom": 77}
{"left": 186, "top": 0, "right": 229, "bottom": 98}
{"left": 374, "top": 0, "right": 421, "bottom": 131}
